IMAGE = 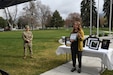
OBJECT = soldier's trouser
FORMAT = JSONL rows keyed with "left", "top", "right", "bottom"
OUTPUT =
{"left": 24, "top": 42, "right": 33, "bottom": 57}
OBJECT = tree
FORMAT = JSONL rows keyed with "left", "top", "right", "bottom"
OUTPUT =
{"left": 18, "top": 0, "right": 52, "bottom": 30}
{"left": 99, "top": 14, "right": 106, "bottom": 27}
{"left": 0, "top": 17, "right": 7, "bottom": 28}
{"left": 81, "top": 0, "right": 97, "bottom": 27}
{"left": 65, "top": 12, "right": 81, "bottom": 28}
{"left": 45, "top": 14, "right": 52, "bottom": 28}
{"left": 36, "top": 1, "right": 52, "bottom": 29}
{"left": 103, "top": 0, "right": 113, "bottom": 30}
{"left": 17, "top": 16, "right": 29, "bottom": 29}
{"left": 50, "top": 10, "right": 64, "bottom": 29}
{"left": 23, "top": 1, "right": 37, "bottom": 30}
{"left": 4, "top": 5, "right": 18, "bottom": 30}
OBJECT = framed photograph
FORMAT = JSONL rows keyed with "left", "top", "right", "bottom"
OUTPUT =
{"left": 65, "top": 37, "right": 71, "bottom": 46}
{"left": 61, "top": 36, "right": 65, "bottom": 42}
{"left": 86, "top": 37, "right": 99, "bottom": 46}
{"left": 70, "top": 33, "right": 77, "bottom": 40}
{"left": 101, "top": 39, "right": 110, "bottom": 49}
{"left": 89, "top": 40, "right": 100, "bottom": 50}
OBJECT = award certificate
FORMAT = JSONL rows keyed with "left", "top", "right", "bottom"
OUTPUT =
{"left": 70, "top": 33, "right": 77, "bottom": 40}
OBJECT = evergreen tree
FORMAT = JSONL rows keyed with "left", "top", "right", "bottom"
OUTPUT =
{"left": 0, "top": 17, "right": 7, "bottom": 28}
{"left": 103, "top": 0, "right": 112, "bottom": 30}
{"left": 81, "top": 0, "right": 97, "bottom": 28}
{"left": 50, "top": 10, "right": 64, "bottom": 29}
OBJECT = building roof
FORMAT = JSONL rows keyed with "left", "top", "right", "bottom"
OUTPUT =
{"left": 0, "top": 0, "right": 34, "bottom": 9}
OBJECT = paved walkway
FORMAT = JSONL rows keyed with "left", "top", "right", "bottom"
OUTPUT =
{"left": 40, "top": 56, "right": 101, "bottom": 75}
{"left": 40, "top": 36, "right": 113, "bottom": 75}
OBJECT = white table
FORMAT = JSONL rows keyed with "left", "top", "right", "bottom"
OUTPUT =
{"left": 56, "top": 45, "right": 113, "bottom": 70}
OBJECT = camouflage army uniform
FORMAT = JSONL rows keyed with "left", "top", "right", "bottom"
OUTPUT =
{"left": 22, "top": 30, "right": 33, "bottom": 58}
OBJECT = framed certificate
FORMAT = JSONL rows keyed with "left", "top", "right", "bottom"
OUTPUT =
{"left": 101, "top": 39, "right": 110, "bottom": 49}
{"left": 89, "top": 40, "right": 100, "bottom": 50}
{"left": 70, "top": 33, "right": 77, "bottom": 40}
{"left": 86, "top": 37, "right": 99, "bottom": 46}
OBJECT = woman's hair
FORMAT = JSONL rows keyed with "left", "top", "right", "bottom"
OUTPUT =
{"left": 72, "top": 21, "right": 82, "bottom": 33}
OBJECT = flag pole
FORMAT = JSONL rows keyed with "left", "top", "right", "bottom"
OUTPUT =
{"left": 109, "top": 0, "right": 112, "bottom": 35}
{"left": 97, "top": 0, "right": 99, "bottom": 37}
{"left": 90, "top": 0, "right": 92, "bottom": 35}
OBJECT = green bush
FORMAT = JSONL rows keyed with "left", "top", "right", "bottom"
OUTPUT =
{"left": 99, "top": 33, "right": 103, "bottom": 37}
{"left": 104, "top": 33, "right": 108, "bottom": 36}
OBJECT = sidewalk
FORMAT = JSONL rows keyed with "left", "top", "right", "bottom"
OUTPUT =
{"left": 40, "top": 37, "right": 113, "bottom": 75}
{"left": 40, "top": 56, "right": 101, "bottom": 75}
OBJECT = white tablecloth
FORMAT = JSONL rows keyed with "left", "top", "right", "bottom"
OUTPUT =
{"left": 56, "top": 45, "right": 113, "bottom": 70}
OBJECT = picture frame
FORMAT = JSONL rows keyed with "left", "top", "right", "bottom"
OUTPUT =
{"left": 86, "top": 37, "right": 99, "bottom": 46}
{"left": 101, "top": 39, "right": 110, "bottom": 49}
{"left": 70, "top": 33, "right": 77, "bottom": 41}
{"left": 65, "top": 37, "right": 71, "bottom": 46}
{"left": 61, "top": 36, "right": 65, "bottom": 42}
{"left": 89, "top": 40, "right": 100, "bottom": 50}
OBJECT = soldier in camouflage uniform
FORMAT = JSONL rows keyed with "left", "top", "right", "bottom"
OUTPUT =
{"left": 22, "top": 25, "right": 33, "bottom": 59}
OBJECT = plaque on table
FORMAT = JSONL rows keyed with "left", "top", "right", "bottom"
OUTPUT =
{"left": 101, "top": 39, "right": 110, "bottom": 49}
{"left": 65, "top": 37, "right": 71, "bottom": 46}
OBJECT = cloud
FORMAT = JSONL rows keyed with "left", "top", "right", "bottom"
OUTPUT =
{"left": 41, "top": 0, "right": 82, "bottom": 19}
{"left": 41, "top": 0, "right": 104, "bottom": 19}
{"left": 95, "top": 0, "right": 104, "bottom": 13}
{"left": 0, "top": 0, "right": 104, "bottom": 19}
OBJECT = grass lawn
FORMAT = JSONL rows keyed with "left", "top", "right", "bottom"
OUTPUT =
{"left": 0, "top": 28, "right": 113, "bottom": 75}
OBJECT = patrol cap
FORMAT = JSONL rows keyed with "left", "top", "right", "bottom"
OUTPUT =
{"left": 25, "top": 25, "right": 30, "bottom": 29}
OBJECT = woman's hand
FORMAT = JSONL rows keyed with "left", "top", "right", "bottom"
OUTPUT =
{"left": 70, "top": 39, "right": 75, "bottom": 42}
{"left": 27, "top": 40, "right": 30, "bottom": 43}
{"left": 78, "top": 32, "right": 82, "bottom": 38}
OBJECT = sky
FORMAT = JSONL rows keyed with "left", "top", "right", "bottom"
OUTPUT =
{"left": 41, "top": 0, "right": 104, "bottom": 19}
{"left": 0, "top": 0, "right": 104, "bottom": 19}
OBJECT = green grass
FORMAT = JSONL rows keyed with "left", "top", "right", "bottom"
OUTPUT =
{"left": 0, "top": 28, "right": 113, "bottom": 75}
{"left": 0, "top": 29, "right": 71, "bottom": 75}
